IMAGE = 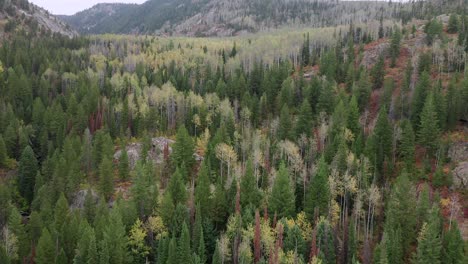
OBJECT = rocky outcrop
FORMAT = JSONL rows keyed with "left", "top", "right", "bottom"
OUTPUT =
{"left": 452, "top": 162, "right": 468, "bottom": 189}
{"left": 113, "top": 137, "right": 203, "bottom": 169}
{"left": 449, "top": 142, "right": 468, "bottom": 189}
{"left": 114, "top": 137, "right": 174, "bottom": 169}
{"left": 71, "top": 189, "right": 99, "bottom": 210}
{"left": 449, "top": 142, "right": 468, "bottom": 163}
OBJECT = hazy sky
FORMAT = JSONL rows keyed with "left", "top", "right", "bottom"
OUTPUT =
{"left": 30, "top": 0, "right": 147, "bottom": 15}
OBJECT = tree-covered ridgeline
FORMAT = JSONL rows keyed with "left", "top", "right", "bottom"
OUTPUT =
{"left": 0, "top": 11, "right": 467, "bottom": 264}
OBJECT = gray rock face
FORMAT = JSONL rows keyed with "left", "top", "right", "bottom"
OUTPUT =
{"left": 71, "top": 189, "right": 99, "bottom": 210}
{"left": 449, "top": 142, "right": 468, "bottom": 189}
{"left": 449, "top": 142, "right": 468, "bottom": 163}
{"left": 114, "top": 137, "right": 174, "bottom": 169}
{"left": 452, "top": 162, "right": 468, "bottom": 189}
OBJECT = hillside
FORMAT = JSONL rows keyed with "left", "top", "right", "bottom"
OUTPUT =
{"left": 61, "top": 0, "right": 416, "bottom": 36}
{"left": 0, "top": 0, "right": 77, "bottom": 38}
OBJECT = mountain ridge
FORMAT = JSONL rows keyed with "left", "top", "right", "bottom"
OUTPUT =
{"left": 59, "top": 0, "right": 403, "bottom": 36}
{"left": 0, "top": 0, "right": 77, "bottom": 38}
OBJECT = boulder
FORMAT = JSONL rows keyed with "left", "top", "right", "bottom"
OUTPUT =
{"left": 113, "top": 137, "right": 174, "bottom": 169}
{"left": 449, "top": 142, "right": 468, "bottom": 163}
{"left": 452, "top": 162, "right": 468, "bottom": 189}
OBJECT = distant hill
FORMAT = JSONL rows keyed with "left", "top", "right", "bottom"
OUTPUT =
{"left": 59, "top": 0, "right": 412, "bottom": 37}
{"left": 0, "top": 0, "right": 77, "bottom": 38}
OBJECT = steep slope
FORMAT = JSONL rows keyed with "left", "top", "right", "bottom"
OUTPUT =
{"left": 0, "top": 0, "right": 77, "bottom": 38}
{"left": 60, "top": 0, "right": 209, "bottom": 35}
{"left": 61, "top": 0, "right": 407, "bottom": 36}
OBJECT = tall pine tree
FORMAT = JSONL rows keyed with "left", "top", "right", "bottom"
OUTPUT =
{"left": 269, "top": 162, "right": 295, "bottom": 218}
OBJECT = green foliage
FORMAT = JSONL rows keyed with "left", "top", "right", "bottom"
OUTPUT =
{"left": 442, "top": 222, "right": 465, "bottom": 264}
{"left": 167, "top": 167, "right": 187, "bottom": 206}
{"left": 414, "top": 207, "right": 442, "bottom": 264}
{"left": 385, "top": 172, "right": 417, "bottom": 253}
{"left": 316, "top": 218, "right": 336, "bottom": 264}
{"left": 98, "top": 157, "right": 114, "bottom": 201}
{"left": 425, "top": 19, "right": 443, "bottom": 45}
{"left": 35, "top": 228, "right": 55, "bottom": 264}
{"left": 172, "top": 125, "right": 195, "bottom": 176}
{"left": 103, "top": 209, "right": 129, "bottom": 264}
{"left": 178, "top": 222, "right": 191, "bottom": 263}
{"left": 418, "top": 93, "right": 440, "bottom": 154}
{"left": 132, "top": 161, "right": 158, "bottom": 218}
{"left": 295, "top": 99, "right": 313, "bottom": 137}
{"left": 18, "top": 145, "right": 38, "bottom": 204}
{"left": 368, "top": 107, "right": 393, "bottom": 176}
{"left": 447, "top": 14, "right": 459, "bottom": 34}
{"left": 399, "top": 120, "right": 415, "bottom": 170}
{"left": 0, "top": 135, "right": 7, "bottom": 167}
{"left": 371, "top": 56, "right": 385, "bottom": 90}
{"left": 390, "top": 27, "right": 402, "bottom": 67}
{"left": 240, "top": 159, "right": 262, "bottom": 209}
{"left": 269, "top": 162, "right": 295, "bottom": 218}
{"left": 278, "top": 104, "right": 293, "bottom": 140}
{"left": 166, "top": 236, "right": 177, "bottom": 264}
{"left": 119, "top": 144, "right": 130, "bottom": 180}
{"left": 195, "top": 161, "right": 211, "bottom": 217}
{"left": 305, "top": 156, "right": 330, "bottom": 220}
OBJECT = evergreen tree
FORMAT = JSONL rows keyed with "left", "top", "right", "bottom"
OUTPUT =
{"left": 119, "top": 143, "right": 130, "bottom": 180}
{"left": 98, "top": 240, "right": 110, "bottom": 264}
{"left": 269, "top": 162, "right": 295, "bottom": 218}
{"left": 399, "top": 120, "right": 415, "bottom": 170}
{"left": 166, "top": 236, "right": 177, "bottom": 264}
{"left": 87, "top": 229, "right": 98, "bottom": 264}
{"left": 195, "top": 160, "right": 212, "bottom": 217}
{"left": 371, "top": 56, "right": 385, "bottom": 89}
{"left": 433, "top": 82, "right": 447, "bottom": 131}
{"left": 278, "top": 104, "right": 292, "bottom": 140}
{"left": 385, "top": 172, "right": 417, "bottom": 253}
{"left": 305, "top": 156, "right": 330, "bottom": 220}
{"left": 295, "top": 99, "right": 313, "bottom": 137}
{"left": 316, "top": 218, "right": 336, "bottom": 264}
{"left": 433, "top": 166, "right": 451, "bottom": 187}
{"left": 18, "top": 145, "right": 38, "bottom": 204}
{"left": 414, "top": 220, "right": 442, "bottom": 264}
{"left": 197, "top": 225, "right": 206, "bottom": 264}
{"left": 132, "top": 161, "right": 158, "bottom": 218}
{"left": 416, "top": 183, "right": 431, "bottom": 228}
{"left": 178, "top": 222, "right": 191, "bottom": 263}
{"left": 317, "top": 81, "right": 335, "bottom": 114}
{"left": 443, "top": 222, "right": 465, "bottom": 264}
{"left": 447, "top": 14, "right": 459, "bottom": 34}
{"left": 411, "top": 71, "right": 430, "bottom": 128}
{"left": 157, "top": 237, "right": 169, "bottom": 264}
{"left": 103, "top": 209, "right": 129, "bottom": 264}
{"left": 425, "top": 19, "right": 443, "bottom": 45}
{"left": 35, "top": 228, "right": 55, "bottom": 264}
{"left": 302, "top": 33, "right": 311, "bottom": 66}
{"left": 240, "top": 159, "right": 262, "bottom": 209}
{"left": 7, "top": 207, "right": 27, "bottom": 262}
{"left": 370, "top": 107, "right": 393, "bottom": 175}
{"left": 347, "top": 96, "right": 361, "bottom": 137}
{"left": 390, "top": 27, "right": 402, "bottom": 67}
{"left": 418, "top": 93, "right": 440, "bottom": 154}
{"left": 0, "top": 135, "right": 7, "bottom": 167}
{"left": 99, "top": 157, "right": 114, "bottom": 201}
{"left": 167, "top": 167, "right": 187, "bottom": 206}
{"left": 172, "top": 125, "right": 195, "bottom": 176}
{"left": 212, "top": 242, "right": 222, "bottom": 264}
{"left": 56, "top": 248, "right": 67, "bottom": 264}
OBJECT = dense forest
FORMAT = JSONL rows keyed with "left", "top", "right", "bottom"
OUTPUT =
{"left": 0, "top": 0, "right": 468, "bottom": 264}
